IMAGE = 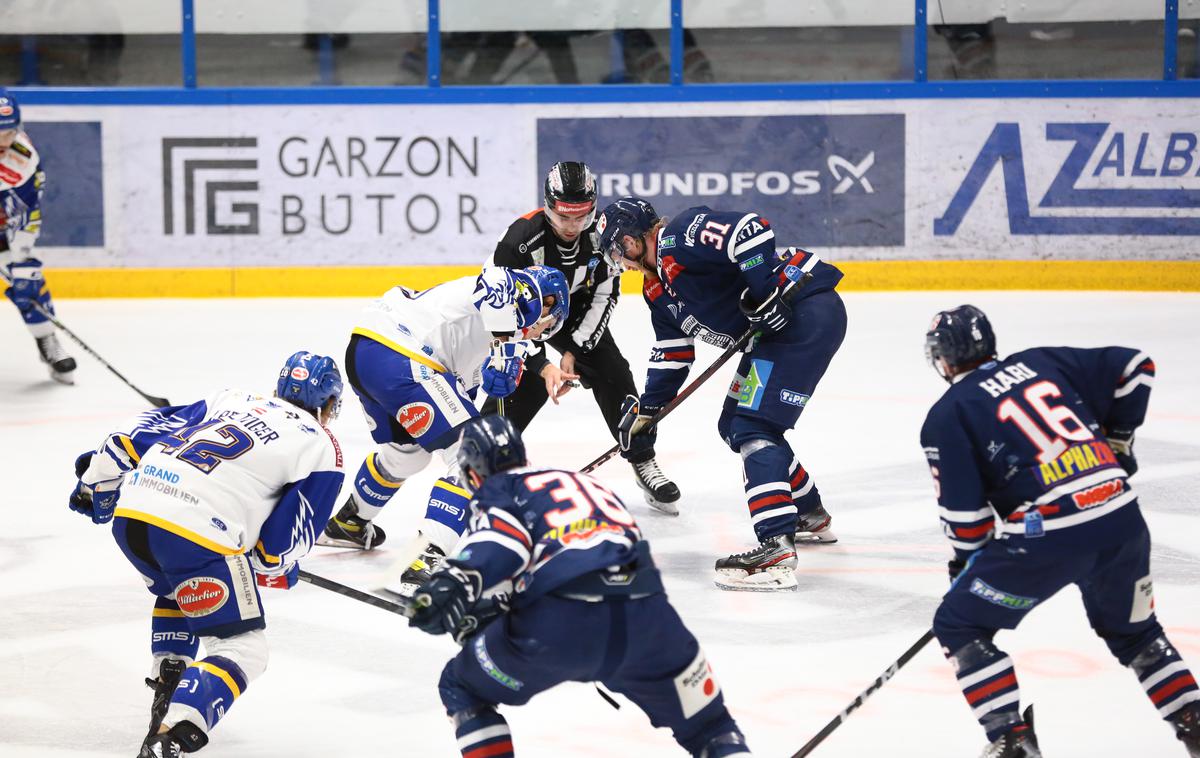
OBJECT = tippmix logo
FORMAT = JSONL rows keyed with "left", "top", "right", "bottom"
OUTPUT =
{"left": 162, "top": 137, "right": 260, "bottom": 235}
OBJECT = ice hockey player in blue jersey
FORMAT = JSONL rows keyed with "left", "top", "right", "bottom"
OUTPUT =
{"left": 0, "top": 90, "right": 76, "bottom": 383}
{"left": 921, "top": 305, "right": 1200, "bottom": 758}
{"left": 408, "top": 414, "right": 752, "bottom": 758}
{"left": 596, "top": 197, "right": 847, "bottom": 592}
{"left": 322, "top": 266, "right": 570, "bottom": 595}
{"left": 68, "top": 351, "right": 346, "bottom": 758}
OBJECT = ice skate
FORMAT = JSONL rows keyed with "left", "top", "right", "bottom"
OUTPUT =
{"left": 631, "top": 457, "right": 681, "bottom": 515}
{"left": 36, "top": 334, "right": 76, "bottom": 384}
{"left": 319, "top": 498, "right": 386, "bottom": 550}
{"left": 795, "top": 503, "right": 837, "bottom": 544}
{"left": 980, "top": 706, "right": 1041, "bottom": 758}
{"left": 1170, "top": 701, "right": 1200, "bottom": 757}
{"left": 139, "top": 721, "right": 207, "bottom": 758}
{"left": 714, "top": 534, "right": 797, "bottom": 591}
{"left": 144, "top": 658, "right": 188, "bottom": 741}
{"left": 386, "top": 542, "right": 446, "bottom": 598}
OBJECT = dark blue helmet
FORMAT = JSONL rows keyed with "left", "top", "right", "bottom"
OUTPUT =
{"left": 457, "top": 415, "right": 527, "bottom": 491}
{"left": 925, "top": 305, "right": 997, "bottom": 382}
{"left": 597, "top": 196, "right": 659, "bottom": 269}
{"left": 512, "top": 265, "right": 570, "bottom": 340}
{"left": 276, "top": 350, "right": 344, "bottom": 418}
{"left": 0, "top": 91, "right": 21, "bottom": 131}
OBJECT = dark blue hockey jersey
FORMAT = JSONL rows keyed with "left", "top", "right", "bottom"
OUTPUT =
{"left": 446, "top": 467, "right": 649, "bottom": 605}
{"left": 920, "top": 346, "right": 1155, "bottom": 561}
{"left": 641, "top": 206, "right": 843, "bottom": 407}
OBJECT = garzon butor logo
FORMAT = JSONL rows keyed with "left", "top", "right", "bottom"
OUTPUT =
{"left": 162, "top": 137, "right": 259, "bottom": 235}
{"left": 936, "top": 122, "right": 1200, "bottom": 236}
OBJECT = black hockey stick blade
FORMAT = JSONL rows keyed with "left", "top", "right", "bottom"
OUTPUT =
{"left": 791, "top": 629, "right": 936, "bottom": 757}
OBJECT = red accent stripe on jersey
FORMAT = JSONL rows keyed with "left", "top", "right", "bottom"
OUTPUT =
{"left": 491, "top": 518, "right": 531, "bottom": 548}
{"left": 660, "top": 349, "right": 694, "bottom": 361}
{"left": 790, "top": 466, "right": 808, "bottom": 488}
{"left": 464, "top": 740, "right": 514, "bottom": 758}
{"left": 1151, "top": 674, "right": 1198, "bottom": 705}
{"left": 1006, "top": 504, "right": 1063, "bottom": 523}
{"left": 965, "top": 673, "right": 1017, "bottom": 704}
{"left": 749, "top": 493, "right": 792, "bottom": 513}
{"left": 521, "top": 208, "right": 543, "bottom": 220}
{"left": 955, "top": 521, "right": 994, "bottom": 539}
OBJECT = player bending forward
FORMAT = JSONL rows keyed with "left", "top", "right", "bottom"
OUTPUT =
{"left": 0, "top": 90, "right": 76, "bottom": 383}
{"left": 598, "top": 197, "right": 846, "bottom": 591}
{"left": 68, "top": 351, "right": 346, "bottom": 758}
{"left": 922, "top": 305, "right": 1200, "bottom": 758}
{"left": 322, "top": 266, "right": 570, "bottom": 593}
{"left": 409, "top": 415, "right": 752, "bottom": 758}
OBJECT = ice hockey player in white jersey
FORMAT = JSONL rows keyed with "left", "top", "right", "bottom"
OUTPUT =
{"left": 67, "top": 351, "right": 345, "bottom": 758}
{"left": 0, "top": 90, "right": 76, "bottom": 383}
{"left": 321, "top": 265, "right": 570, "bottom": 594}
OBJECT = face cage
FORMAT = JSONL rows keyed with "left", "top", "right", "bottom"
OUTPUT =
{"left": 924, "top": 333, "right": 954, "bottom": 382}
{"left": 523, "top": 302, "right": 565, "bottom": 341}
{"left": 545, "top": 202, "right": 596, "bottom": 236}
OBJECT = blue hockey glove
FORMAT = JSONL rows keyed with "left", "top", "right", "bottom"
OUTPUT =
{"left": 1107, "top": 429, "right": 1137, "bottom": 476}
{"left": 68, "top": 452, "right": 122, "bottom": 524}
{"left": 409, "top": 565, "right": 482, "bottom": 638}
{"left": 739, "top": 286, "right": 792, "bottom": 334}
{"left": 617, "top": 394, "right": 659, "bottom": 453}
{"left": 480, "top": 339, "right": 531, "bottom": 399}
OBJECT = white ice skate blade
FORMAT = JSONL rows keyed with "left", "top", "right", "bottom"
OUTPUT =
{"left": 643, "top": 494, "right": 680, "bottom": 516}
{"left": 713, "top": 567, "right": 798, "bottom": 592}
{"left": 315, "top": 534, "right": 375, "bottom": 550}
{"left": 795, "top": 529, "right": 838, "bottom": 545}
{"left": 49, "top": 371, "right": 75, "bottom": 386}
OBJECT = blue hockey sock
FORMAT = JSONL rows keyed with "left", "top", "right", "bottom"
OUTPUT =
{"left": 741, "top": 441, "right": 797, "bottom": 542}
{"left": 452, "top": 707, "right": 514, "bottom": 758}
{"left": 351, "top": 452, "right": 404, "bottom": 519}
{"left": 169, "top": 655, "right": 249, "bottom": 731}
{"left": 423, "top": 476, "right": 471, "bottom": 548}
{"left": 151, "top": 597, "right": 199, "bottom": 660}
{"left": 787, "top": 458, "right": 822, "bottom": 515}
{"left": 1131, "top": 636, "right": 1200, "bottom": 720}
{"left": 947, "top": 639, "right": 1023, "bottom": 741}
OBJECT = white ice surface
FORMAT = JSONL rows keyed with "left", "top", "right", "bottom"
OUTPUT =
{"left": 1, "top": 291, "right": 1198, "bottom": 758}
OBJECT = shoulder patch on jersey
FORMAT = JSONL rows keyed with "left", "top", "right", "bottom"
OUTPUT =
{"left": 659, "top": 234, "right": 676, "bottom": 250}
{"left": 660, "top": 255, "right": 686, "bottom": 284}
{"left": 643, "top": 275, "right": 665, "bottom": 302}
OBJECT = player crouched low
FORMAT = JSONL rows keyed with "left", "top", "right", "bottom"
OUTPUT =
{"left": 921, "top": 306, "right": 1200, "bottom": 758}
{"left": 68, "top": 351, "right": 346, "bottom": 758}
{"left": 409, "top": 415, "right": 752, "bottom": 758}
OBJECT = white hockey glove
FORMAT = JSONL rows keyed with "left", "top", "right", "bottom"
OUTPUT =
{"left": 68, "top": 452, "right": 122, "bottom": 524}
{"left": 480, "top": 339, "right": 532, "bottom": 398}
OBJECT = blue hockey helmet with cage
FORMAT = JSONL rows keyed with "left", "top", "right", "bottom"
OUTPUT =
{"left": 457, "top": 414, "right": 527, "bottom": 492}
{"left": 276, "top": 350, "right": 344, "bottom": 418}
{"left": 0, "top": 91, "right": 21, "bottom": 131}
{"left": 512, "top": 265, "right": 570, "bottom": 340}
{"left": 597, "top": 196, "right": 659, "bottom": 269}
{"left": 925, "top": 305, "right": 997, "bottom": 382}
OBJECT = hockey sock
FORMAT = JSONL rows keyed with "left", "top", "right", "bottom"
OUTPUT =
{"left": 165, "top": 655, "right": 249, "bottom": 732}
{"left": 422, "top": 476, "right": 471, "bottom": 549}
{"left": 150, "top": 597, "right": 199, "bottom": 661}
{"left": 351, "top": 452, "right": 405, "bottom": 519}
{"left": 1131, "top": 636, "right": 1200, "bottom": 721}
{"left": 948, "top": 639, "right": 1024, "bottom": 741}
{"left": 452, "top": 707, "right": 514, "bottom": 758}
{"left": 740, "top": 440, "right": 798, "bottom": 542}
{"left": 788, "top": 459, "right": 822, "bottom": 514}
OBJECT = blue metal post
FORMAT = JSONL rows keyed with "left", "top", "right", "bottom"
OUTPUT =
{"left": 427, "top": 0, "right": 442, "bottom": 87}
{"left": 181, "top": 0, "right": 197, "bottom": 88}
{"left": 19, "top": 36, "right": 43, "bottom": 86}
{"left": 914, "top": 0, "right": 928, "bottom": 82}
{"left": 317, "top": 35, "right": 336, "bottom": 85}
{"left": 670, "top": 0, "right": 684, "bottom": 85}
{"left": 1164, "top": 0, "right": 1179, "bottom": 80}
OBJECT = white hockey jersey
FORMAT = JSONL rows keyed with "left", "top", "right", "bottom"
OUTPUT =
{"left": 0, "top": 130, "right": 44, "bottom": 259}
{"left": 351, "top": 268, "right": 533, "bottom": 390}
{"left": 83, "top": 390, "right": 344, "bottom": 563}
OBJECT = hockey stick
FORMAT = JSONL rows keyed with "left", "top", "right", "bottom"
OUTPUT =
{"left": 297, "top": 569, "right": 418, "bottom": 618}
{"left": 790, "top": 629, "right": 936, "bottom": 757}
{"left": 580, "top": 272, "right": 812, "bottom": 474}
{"left": 0, "top": 269, "right": 172, "bottom": 408}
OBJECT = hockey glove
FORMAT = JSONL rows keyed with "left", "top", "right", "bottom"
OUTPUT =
{"left": 255, "top": 563, "right": 299, "bottom": 589}
{"left": 947, "top": 557, "right": 967, "bottom": 582}
{"left": 68, "top": 452, "right": 122, "bottom": 524}
{"left": 480, "top": 339, "right": 531, "bottom": 399}
{"left": 617, "top": 394, "right": 660, "bottom": 454}
{"left": 409, "top": 565, "right": 482, "bottom": 638}
{"left": 1107, "top": 429, "right": 1137, "bottom": 476}
{"left": 739, "top": 286, "right": 792, "bottom": 335}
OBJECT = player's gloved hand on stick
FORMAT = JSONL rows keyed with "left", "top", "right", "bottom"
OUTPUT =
{"left": 947, "top": 557, "right": 967, "bottom": 582}
{"left": 255, "top": 563, "right": 299, "bottom": 589}
{"left": 409, "top": 565, "right": 481, "bottom": 638}
{"left": 68, "top": 452, "right": 122, "bottom": 524}
{"left": 480, "top": 339, "right": 531, "bottom": 399}
{"left": 739, "top": 286, "right": 792, "bottom": 334}
{"left": 617, "top": 394, "right": 660, "bottom": 453}
{"left": 1107, "top": 429, "right": 1137, "bottom": 476}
